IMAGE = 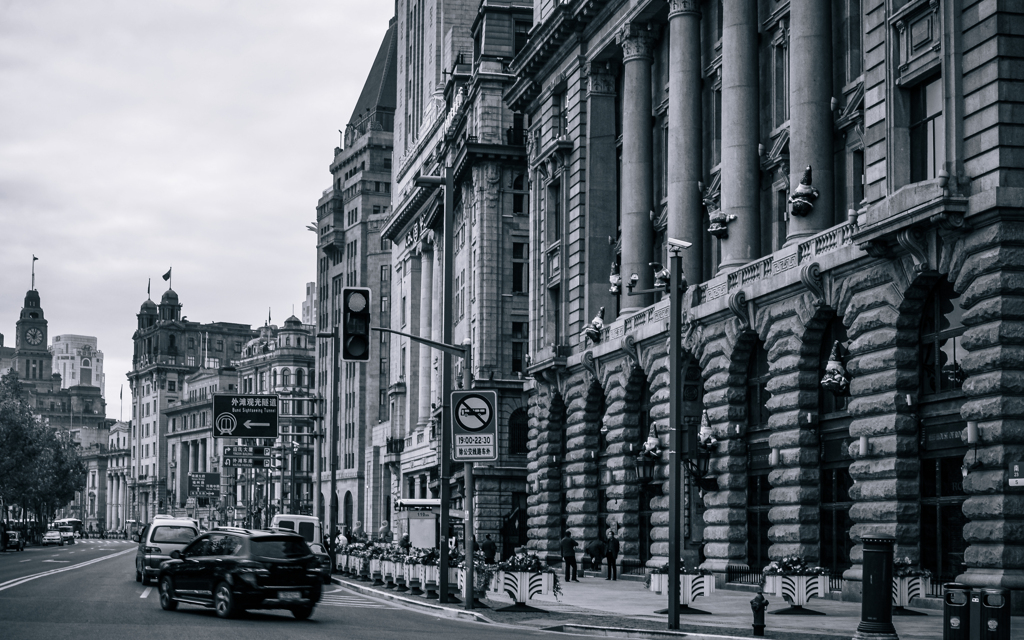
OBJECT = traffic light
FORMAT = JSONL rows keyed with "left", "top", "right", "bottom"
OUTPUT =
{"left": 341, "top": 287, "right": 372, "bottom": 362}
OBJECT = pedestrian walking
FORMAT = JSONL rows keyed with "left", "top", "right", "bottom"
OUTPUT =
{"left": 481, "top": 534, "right": 497, "bottom": 563}
{"left": 560, "top": 530, "right": 579, "bottom": 582}
{"left": 605, "top": 528, "right": 620, "bottom": 580}
{"left": 399, "top": 532, "right": 412, "bottom": 553}
{"left": 585, "top": 536, "right": 606, "bottom": 572}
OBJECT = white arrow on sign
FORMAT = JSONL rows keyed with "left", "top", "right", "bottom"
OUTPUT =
{"left": 244, "top": 421, "right": 270, "bottom": 430}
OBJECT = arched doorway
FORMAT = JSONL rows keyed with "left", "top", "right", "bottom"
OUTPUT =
{"left": 343, "top": 491, "right": 353, "bottom": 529}
{"left": 745, "top": 341, "right": 772, "bottom": 572}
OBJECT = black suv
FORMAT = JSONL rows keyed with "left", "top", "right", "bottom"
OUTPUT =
{"left": 157, "top": 527, "right": 322, "bottom": 619}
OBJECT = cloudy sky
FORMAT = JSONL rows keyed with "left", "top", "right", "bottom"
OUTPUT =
{"left": 0, "top": 0, "right": 394, "bottom": 417}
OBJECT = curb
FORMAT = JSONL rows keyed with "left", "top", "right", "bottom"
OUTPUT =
{"left": 330, "top": 575, "right": 494, "bottom": 624}
{"left": 542, "top": 624, "right": 763, "bottom": 640}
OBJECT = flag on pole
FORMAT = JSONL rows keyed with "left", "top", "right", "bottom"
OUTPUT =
{"left": 147, "top": 278, "right": 151, "bottom": 297}
{"left": 162, "top": 267, "right": 172, "bottom": 281}
{"left": 120, "top": 385, "right": 123, "bottom": 401}
{"left": 32, "top": 255, "right": 38, "bottom": 262}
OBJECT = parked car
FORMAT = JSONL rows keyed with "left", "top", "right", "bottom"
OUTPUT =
{"left": 307, "top": 542, "right": 333, "bottom": 584}
{"left": 42, "top": 530, "right": 63, "bottom": 546}
{"left": 157, "top": 527, "right": 322, "bottom": 619}
{"left": 6, "top": 531, "right": 25, "bottom": 551}
{"left": 135, "top": 518, "right": 199, "bottom": 585}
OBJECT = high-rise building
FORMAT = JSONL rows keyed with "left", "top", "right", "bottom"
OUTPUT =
{"left": 50, "top": 334, "right": 105, "bottom": 399}
{"left": 127, "top": 286, "right": 255, "bottom": 526}
{"left": 511, "top": 0, "right": 1024, "bottom": 604}
{"left": 382, "top": 0, "right": 533, "bottom": 556}
{"left": 314, "top": 18, "right": 396, "bottom": 535}
{"left": 301, "top": 282, "right": 317, "bottom": 326}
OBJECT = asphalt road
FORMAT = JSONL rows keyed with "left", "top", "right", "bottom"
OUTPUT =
{"left": 0, "top": 540, "right": 556, "bottom": 640}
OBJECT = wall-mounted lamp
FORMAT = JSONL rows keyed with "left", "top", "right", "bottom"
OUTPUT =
{"left": 961, "top": 451, "right": 980, "bottom": 479}
{"left": 858, "top": 435, "right": 870, "bottom": 457}
{"left": 769, "top": 448, "right": 781, "bottom": 467}
{"left": 966, "top": 421, "right": 979, "bottom": 445}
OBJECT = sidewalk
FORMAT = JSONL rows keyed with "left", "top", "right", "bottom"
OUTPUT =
{"left": 331, "top": 571, "right": 1024, "bottom": 640}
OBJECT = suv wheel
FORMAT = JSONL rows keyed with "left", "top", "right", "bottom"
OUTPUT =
{"left": 214, "top": 582, "right": 238, "bottom": 619}
{"left": 135, "top": 566, "right": 142, "bottom": 583}
{"left": 292, "top": 604, "right": 314, "bottom": 620}
{"left": 159, "top": 577, "right": 178, "bottom": 611}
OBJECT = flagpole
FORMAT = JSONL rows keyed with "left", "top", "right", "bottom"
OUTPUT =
{"left": 31, "top": 255, "right": 38, "bottom": 290}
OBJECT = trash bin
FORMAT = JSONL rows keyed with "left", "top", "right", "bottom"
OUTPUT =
{"left": 970, "top": 588, "right": 1010, "bottom": 640}
{"left": 944, "top": 583, "right": 971, "bottom": 640}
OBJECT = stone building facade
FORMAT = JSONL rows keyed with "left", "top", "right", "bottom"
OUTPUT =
{"left": 509, "top": 0, "right": 1023, "bottom": 604}
{"left": 383, "top": 0, "right": 532, "bottom": 557}
{"left": 105, "top": 421, "right": 131, "bottom": 533}
{"left": 314, "top": 18, "right": 396, "bottom": 535}
{"left": 50, "top": 334, "right": 105, "bottom": 398}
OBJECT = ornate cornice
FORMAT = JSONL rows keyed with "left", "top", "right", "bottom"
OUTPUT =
{"left": 617, "top": 23, "right": 658, "bottom": 63}
{"left": 667, "top": 0, "right": 701, "bottom": 18}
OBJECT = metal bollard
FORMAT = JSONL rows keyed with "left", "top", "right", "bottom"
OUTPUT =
{"left": 944, "top": 583, "right": 971, "bottom": 640}
{"left": 970, "top": 588, "right": 1010, "bottom": 640}
{"left": 750, "top": 590, "right": 769, "bottom": 637}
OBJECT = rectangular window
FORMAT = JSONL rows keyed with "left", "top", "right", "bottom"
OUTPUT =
{"left": 910, "top": 77, "right": 945, "bottom": 183}
{"left": 773, "top": 40, "right": 788, "bottom": 129}
{"left": 380, "top": 265, "right": 390, "bottom": 282}
{"left": 512, "top": 242, "right": 528, "bottom": 293}
{"left": 514, "top": 21, "right": 530, "bottom": 56}
{"left": 852, "top": 149, "right": 865, "bottom": 206}
{"left": 380, "top": 237, "right": 391, "bottom": 250}
{"left": 712, "top": 85, "right": 722, "bottom": 167}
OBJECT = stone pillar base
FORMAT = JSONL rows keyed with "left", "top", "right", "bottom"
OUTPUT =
{"left": 852, "top": 632, "right": 899, "bottom": 640}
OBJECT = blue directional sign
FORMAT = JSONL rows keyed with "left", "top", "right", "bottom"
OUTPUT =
{"left": 213, "top": 394, "right": 279, "bottom": 439}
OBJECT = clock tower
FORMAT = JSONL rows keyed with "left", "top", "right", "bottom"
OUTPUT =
{"left": 14, "top": 288, "right": 52, "bottom": 381}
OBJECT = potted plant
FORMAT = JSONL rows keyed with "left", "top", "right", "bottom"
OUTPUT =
{"left": 646, "top": 564, "right": 715, "bottom": 614}
{"left": 762, "top": 556, "right": 829, "bottom": 614}
{"left": 491, "top": 551, "right": 561, "bottom": 612}
{"left": 415, "top": 548, "right": 440, "bottom": 599}
{"left": 457, "top": 551, "right": 495, "bottom": 604}
{"left": 892, "top": 558, "right": 932, "bottom": 614}
{"left": 405, "top": 553, "right": 423, "bottom": 595}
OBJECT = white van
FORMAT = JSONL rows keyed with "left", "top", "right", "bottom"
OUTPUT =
{"left": 271, "top": 514, "right": 323, "bottom": 546}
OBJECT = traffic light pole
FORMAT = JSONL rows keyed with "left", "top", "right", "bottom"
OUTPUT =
{"left": 316, "top": 329, "right": 340, "bottom": 556}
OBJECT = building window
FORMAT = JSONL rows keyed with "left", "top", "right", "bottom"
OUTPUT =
{"left": 508, "top": 409, "right": 528, "bottom": 455}
{"left": 512, "top": 242, "right": 528, "bottom": 293}
{"left": 514, "top": 21, "right": 530, "bottom": 56}
{"left": 920, "top": 278, "right": 966, "bottom": 396}
{"left": 512, "top": 174, "right": 525, "bottom": 213}
{"left": 840, "top": 0, "right": 862, "bottom": 85}
{"left": 746, "top": 342, "right": 771, "bottom": 570}
{"left": 511, "top": 321, "right": 527, "bottom": 373}
{"left": 910, "top": 77, "right": 945, "bottom": 183}
{"left": 772, "top": 30, "right": 788, "bottom": 130}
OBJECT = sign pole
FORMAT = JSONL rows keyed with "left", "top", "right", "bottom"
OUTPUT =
{"left": 465, "top": 461, "right": 475, "bottom": 610}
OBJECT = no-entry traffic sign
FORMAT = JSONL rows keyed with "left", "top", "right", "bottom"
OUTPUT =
{"left": 213, "top": 394, "right": 279, "bottom": 439}
{"left": 452, "top": 390, "right": 497, "bottom": 462}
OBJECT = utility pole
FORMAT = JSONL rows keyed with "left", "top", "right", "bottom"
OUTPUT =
{"left": 316, "top": 329, "right": 340, "bottom": 556}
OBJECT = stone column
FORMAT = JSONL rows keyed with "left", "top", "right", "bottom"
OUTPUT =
{"left": 417, "top": 243, "right": 433, "bottom": 429}
{"left": 786, "top": 0, "right": 834, "bottom": 242}
{"left": 617, "top": 23, "right": 658, "bottom": 314}
{"left": 430, "top": 240, "right": 442, "bottom": 411}
{"left": 667, "top": 0, "right": 704, "bottom": 282}
{"left": 585, "top": 61, "right": 619, "bottom": 320}
{"left": 719, "top": 0, "right": 760, "bottom": 272}
{"left": 106, "top": 475, "right": 112, "bottom": 527}
{"left": 200, "top": 439, "right": 207, "bottom": 473}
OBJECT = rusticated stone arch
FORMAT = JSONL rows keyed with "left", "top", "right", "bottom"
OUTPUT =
{"left": 699, "top": 321, "right": 762, "bottom": 576}
{"left": 526, "top": 382, "right": 567, "bottom": 560}
{"left": 562, "top": 372, "right": 601, "bottom": 544}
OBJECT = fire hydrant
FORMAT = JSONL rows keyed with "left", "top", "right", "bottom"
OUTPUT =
{"left": 750, "top": 590, "right": 769, "bottom": 637}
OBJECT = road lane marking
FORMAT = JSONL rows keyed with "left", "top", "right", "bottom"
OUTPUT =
{"left": 20, "top": 560, "right": 31, "bottom": 563}
{"left": 140, "top": 587, "right": 152, "bottom": 598}
{"left": 0, "top": 549, "right": 134, "bottom": 592}
{"left": 41, "top": 560, "right": 70, "bottom": 563}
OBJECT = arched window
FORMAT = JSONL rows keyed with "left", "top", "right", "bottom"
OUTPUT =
{"left": 746, "top": 342, "right": 772, "bottom": 572}
{"left": 271, "top": 370, "right": 277, "bottom": 389}
{"left": 508, "top": 409, "right": 528, "bottom": 455}
{"left": 281, "top": 368, "right": 291, "bottom": 387}
{"left": 918, "top": 277, "right": 968, "bottom": 583}
{"left": 343, "top": 491, "right": 354, "bottom": 527}
{"left": 296, "top": 369, "right": 305, "bottom": 387}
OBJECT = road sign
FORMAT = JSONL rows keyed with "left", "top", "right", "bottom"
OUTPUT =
{"left": 1011, "top": 461, "right": 1024, "bottom": 487}
{"left": 451, "top": 390, "right": 498, "bottom": 462}
{"left": 213, "top": 394, "right": 279, "bottom": 439}
{"left": 223, "top": 446, "right": 271, "bottom": 458}
{"left": 188, "top": 472, "right": 220, "bottom": 497}
{"left": 223, "top": 457, "right": 273, "bottom": 468}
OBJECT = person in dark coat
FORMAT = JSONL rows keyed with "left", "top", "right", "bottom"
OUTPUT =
{"left": 605, "top": 528, "right": 620, "bottom": 580}
{"left": 585, "top": 537, "right": 606, "bottom": 572}
{"left": 481, "top": 534, "right": 498, "bottom": 563}
{"left": 560, "top": 531, "right": 580, "bottom": 582}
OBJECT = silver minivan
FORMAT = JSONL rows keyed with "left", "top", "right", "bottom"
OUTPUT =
{"left": 135, "top": 518, "right": 198, "bottom": 585}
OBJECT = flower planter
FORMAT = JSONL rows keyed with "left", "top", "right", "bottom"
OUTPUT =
{"left": 385, "top": 560, "right": 399, "bottom": 588}
{"left": 358, "top": 557, "right": 371, "bottom": 581}
{"left": 892, "top": 575, "right": 931, "bottom": 614}
{"left": 764, "top": 574, "right": 828, "bottom": 615}
{"left": 648, "top": 574, "right": 715, "bottom": 614}
{"left": 370, "top": 558, "right": 384, "bottom": 586}
{"left": 394, "top": 561, "right": 408, "bottom": 592}
{"left": 497, "top": 571, "right": 554, "bottom": 604}
{"left": 405, "top": 563, "right": 421, "bottom": 594}
{"left": 420, "top": 564, "right": 439, "bottom": 599}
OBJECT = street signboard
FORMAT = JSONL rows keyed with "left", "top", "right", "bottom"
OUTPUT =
{"left": 213, "top": 394, "right": 279, "bottom": 439}
{"left": 188, "top": 472, "right": 220, "bottom": 497}
{"left": 451, "top": 390, "right": 498, "bottom": 462}
{"left": 1010, "top": 461, "right": 1024, "bottom": 487}
{"left": 223, "top": 446, "right": 271, "bottom": 458}
{"left": 222, "top": 457, "right": 273, "bottom": 468}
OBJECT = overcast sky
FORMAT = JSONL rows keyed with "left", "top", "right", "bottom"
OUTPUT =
{"left": 0, "top": 0, "right": 394, "bottom": 418}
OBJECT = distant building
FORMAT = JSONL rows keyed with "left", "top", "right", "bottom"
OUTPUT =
{"left": 127, "top": 286, "right": 255, "bottom": 525}
{"left": 314, "top": 18, "right": 396, "bottom": 535}
{"left": 71, "top": 428, "right": 110, "bottom": 533}
{"left": 301, "top": 282, "right": 316, "bottom": 326}
{"left": 105, "top": 421, "right": 131, "bottom": 533}
{"left": 50, "top": 334, "right": 105, "bottom": 399}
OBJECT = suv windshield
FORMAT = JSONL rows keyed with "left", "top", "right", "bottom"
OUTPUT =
{"left": 250, "top": 537, "right": 311, "bottom": 560}
{"left": 151, "top": 526, "right": 197, "bottom": 544}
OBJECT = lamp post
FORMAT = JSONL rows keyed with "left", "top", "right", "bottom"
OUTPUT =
{"left": 316, "top": 329, "right": 340, "bottom": 558}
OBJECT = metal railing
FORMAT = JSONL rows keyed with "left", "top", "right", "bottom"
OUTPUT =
{"left": 619, "top": 558, "right": 650, "bottom": 576}
{"left": 725, "top": 567, "right": 763, "bottom": 586}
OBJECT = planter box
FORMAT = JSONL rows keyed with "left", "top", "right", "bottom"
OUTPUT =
{"left": 764, "top": 574, "right": 827, "bottom": 607}
{"left": 649, "top": 574, "right": 715, "bottom": 606}
{"left": 496, "top": 571, "right": 554, "bottom": 604}
{"left": 892, "top": 575, "right": 931, "bottom": 608}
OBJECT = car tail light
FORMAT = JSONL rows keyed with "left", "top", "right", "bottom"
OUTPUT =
{"left": 144, "top": 546, "right": 162, "bottom": 554}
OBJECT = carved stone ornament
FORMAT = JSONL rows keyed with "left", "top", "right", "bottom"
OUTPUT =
{"left": 621, "top": 334, "right": 639, "bottom": 371}
{"left": 587, "top": 61, "right": 616, "bottom": 96}
{"left": 789, "top": 166, "right": 820, "bottom": 217}
{"left": 896, "top": 227, "right": 929, "bottom": 272}
{"left": 697, "top": 410, "right": 718, "bottom": 450}
{"left": 667, "top": 0, "right": 701, "bottom": 18}
{"left": 800, "top": 262, "right": 825, "bottom": 307}
{"left": 708, "top": 209, "right": 736, "bottom": 239}
{"left": 581, "top": 350, "right": 599, "bottom": 382}
{"left": 617, "top": 24, "right": 657, "bottom": 63}
{"left": 820, "top": 340, "right": 850, "bottom": 396}
{"left": 609, "top": 262, "right": 622, "bottom": 294}
{"left": 581, "top": 307, "right": 605, "bottom": 345}
{"left": 728, "top": 291, "right": 750, "bottom": 329}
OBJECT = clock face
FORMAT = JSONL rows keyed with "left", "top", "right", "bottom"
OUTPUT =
{"left": 26, "top": 328, "right": 43, "bottom": 346}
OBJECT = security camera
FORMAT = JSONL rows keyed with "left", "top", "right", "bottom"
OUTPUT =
{"left": 667, "top": 238, "right": 692, "bottom": 249}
